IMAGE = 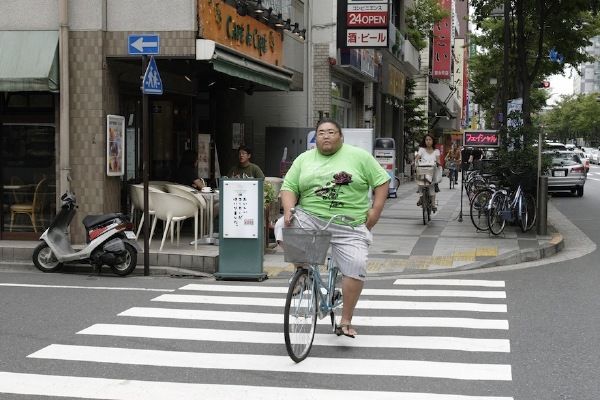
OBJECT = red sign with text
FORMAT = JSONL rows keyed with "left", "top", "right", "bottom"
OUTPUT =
{"left": 463, "top": 130, "right": 500, "bottom": 147}
{"left": 432, "top": 0, "right": 452, "bottom": 79}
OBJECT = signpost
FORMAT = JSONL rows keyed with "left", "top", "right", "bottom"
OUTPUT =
{"left": 338, "top": 0, "right": 389, "bottom": 48}
{"left": 128, "top": 34, "right": 161, "bottom": 276}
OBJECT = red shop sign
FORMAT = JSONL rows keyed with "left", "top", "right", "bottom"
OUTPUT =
{"left": 463, "top": 130, "right": 500, "bottom": 147}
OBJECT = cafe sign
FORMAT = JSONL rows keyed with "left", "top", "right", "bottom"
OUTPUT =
{"left": 463, "top": 130, "right": 500, "bottom": 148}
{"left": 198, "top": 0, "right": 283, "bottom": 66}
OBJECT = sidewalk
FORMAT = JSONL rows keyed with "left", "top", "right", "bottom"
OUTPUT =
{"left": 0, "top": 176, "right": 564, "bottom": 278}
{"left": 263, "top": 176, "right": 564, "bottom": 278}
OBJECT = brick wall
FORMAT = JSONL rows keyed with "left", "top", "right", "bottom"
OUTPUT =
{"left": 312, "top": 43, "right": 331, "bottom": 126}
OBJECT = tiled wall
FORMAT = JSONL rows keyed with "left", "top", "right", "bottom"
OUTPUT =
{"left": 312, "top": 43, "right": 331, "bottom": 125}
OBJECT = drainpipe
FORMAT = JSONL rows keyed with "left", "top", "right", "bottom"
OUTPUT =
{"left": 306, "top": 1, "right": 313, "bottom": 126}
{"left": 59, "top": 0, "right": 71, "bottom": 196}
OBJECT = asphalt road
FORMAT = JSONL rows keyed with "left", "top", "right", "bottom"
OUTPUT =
{"left": 0, "top": 167, "right": 599, "bottom": 399}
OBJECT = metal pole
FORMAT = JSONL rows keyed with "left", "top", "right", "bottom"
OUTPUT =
{"left": 142, "top": 55, "right": 150, "bottom": 276}
{"left": 537, "top": 176, "right": 548, "bottom": 235}
{"left": 458, "top": 165, "right": 464, "bottom": 222}
{"left": 502, "top": 0, "right": 510, "bottom": 127}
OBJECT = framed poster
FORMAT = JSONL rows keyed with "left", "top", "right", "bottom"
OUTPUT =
{"left": 107, "top": 115, "right": 125, "bottom": 176}
{"left": 222, "top": 179, "right": 259, "bottom": 238}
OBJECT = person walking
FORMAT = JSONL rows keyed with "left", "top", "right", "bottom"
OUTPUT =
{"left": 416, "top": 133, "right": 441, "bottom": 212}
{"left": 280, "top": 118, "right": 390, "bottom": 338}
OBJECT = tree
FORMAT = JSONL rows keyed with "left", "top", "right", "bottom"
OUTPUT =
{"left": 403, "top": 79, "right": 428, "bottom": 165}
{"left": 470, "top": 0, "right": 600, "bottom": 127}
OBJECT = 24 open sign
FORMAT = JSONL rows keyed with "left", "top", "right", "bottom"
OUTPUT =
{"left": 463, "top": 130, "right": 500, "bottom": 147}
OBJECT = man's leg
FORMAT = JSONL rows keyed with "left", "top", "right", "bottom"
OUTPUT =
{"left": 341, "top": 276, "right": 363, "bottom": 336}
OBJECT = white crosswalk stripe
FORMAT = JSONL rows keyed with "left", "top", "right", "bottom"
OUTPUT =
{"left": 0, "top": 278, "right": 514, "bottom": 399}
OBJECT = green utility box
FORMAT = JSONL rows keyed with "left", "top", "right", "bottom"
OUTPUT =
{"left": 215, "top": 178, "right": 267, "bottom": 281}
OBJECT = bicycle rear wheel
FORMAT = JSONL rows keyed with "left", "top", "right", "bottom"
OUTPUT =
{"left": 284, "top": 268, "right": 317, "bottom": 363}
{"left": 518, "top": 192, "right": 528, "bottom": 232}
{"left": 488, "top": 193, "right": 507, "bottom": 236}
{"left": 525, "top": 193, "right": 537, "bottom": 231}
{"left": 470, "top": 188, "right": 493, "bottom": 231}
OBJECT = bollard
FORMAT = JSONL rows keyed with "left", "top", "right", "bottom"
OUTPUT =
{"left": 536, "top": 176, "right": 548, "bottom": 235}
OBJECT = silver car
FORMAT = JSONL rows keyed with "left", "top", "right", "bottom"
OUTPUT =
{"left": 545, "top": 151, "right": 586, "bottom": 197}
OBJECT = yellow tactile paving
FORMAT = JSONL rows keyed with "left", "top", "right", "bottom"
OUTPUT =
{"left": 476, "top": 247, "right": 498, "bottom": 257}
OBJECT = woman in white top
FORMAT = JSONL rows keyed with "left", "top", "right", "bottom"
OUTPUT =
{"left": 416, "top": 133, "right": 441, "bottom": 212}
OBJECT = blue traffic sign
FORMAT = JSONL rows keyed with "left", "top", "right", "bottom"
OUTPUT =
{"left": 128, "top": 34, "right": 160, "bottom": 55}
{"left": 142, "top": 56, "right": 163, "bottom": 95}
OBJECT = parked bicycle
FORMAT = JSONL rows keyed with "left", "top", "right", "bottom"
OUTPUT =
{"left": 282, "top": 208, "right": 354, "bottom": 363}
{"left": 487, "top": 181, "right": 537, "bottom": 235}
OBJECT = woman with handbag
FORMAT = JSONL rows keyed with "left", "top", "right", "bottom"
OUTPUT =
{"left": 416, "top": 133, "right": 441, "bottom": 212}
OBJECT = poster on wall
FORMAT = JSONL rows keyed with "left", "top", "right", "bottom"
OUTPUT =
{"left": 222, "top": 180, "right": 259, "bottom": 238}
{"left": 106, "top": 115, "right": 125, "bottom": 176}
{"left": 197, "top": 134, "right": 211, "bottom": 179}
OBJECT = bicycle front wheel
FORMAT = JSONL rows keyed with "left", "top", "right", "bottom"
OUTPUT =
{"left": 284, "top": 268, "right": 317, "bottom": 363}
{"left": 470, "top": 188, "right": 493, "bottom": 231}
{"left": 421, "top": 189, "right": 429, "bottom": 225}
{"left": 488, "top": 193, "right": 507, "bottom": 236}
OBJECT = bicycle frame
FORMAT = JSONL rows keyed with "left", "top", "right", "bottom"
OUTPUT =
{"left": 303, "top": 259, "right": 342, "bottom": 319}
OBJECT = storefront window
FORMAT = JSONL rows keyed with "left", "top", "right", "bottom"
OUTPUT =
{"left": 1, "top": 123, "right": 56, "bottom": 236}
{"left": 331, "top": 79, "right": 352, "bottom": 127}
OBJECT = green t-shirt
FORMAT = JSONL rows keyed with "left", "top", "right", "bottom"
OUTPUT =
{"left": 227, "top": 163, "right": 265, "bottom": 179}
{"left": 281, "top": 144, "right": 390, "bottom": 225}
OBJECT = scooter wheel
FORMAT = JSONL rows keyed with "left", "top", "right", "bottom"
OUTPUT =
{"left": 110, "top": 243, "right": 137, "bottom": 276}
{"left": 32, "top": 242, "right": 63, "bottom": 273}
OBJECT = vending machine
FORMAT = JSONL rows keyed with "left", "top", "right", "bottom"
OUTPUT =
{"left": 374, "top": 138, "right": 397, "bottom": 198}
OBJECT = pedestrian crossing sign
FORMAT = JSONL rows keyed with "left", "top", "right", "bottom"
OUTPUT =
{"left": 142, "top": 56, "right": 163, "bottom": 95}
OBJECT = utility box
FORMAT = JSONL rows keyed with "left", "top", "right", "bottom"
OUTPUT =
{"left": 215, "top": 178, "right": 267, "bottom": 281}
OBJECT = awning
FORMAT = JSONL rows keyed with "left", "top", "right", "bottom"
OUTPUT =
{"left": 196, "top": 39, "right": 292, "bottom": 91}
{"left": 0, "top": 31, "right": 59, "bottom": 92}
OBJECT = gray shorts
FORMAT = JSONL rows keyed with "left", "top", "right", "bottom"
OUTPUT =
{"left": 291, "top": 208, "right": 372, "bottom": 281}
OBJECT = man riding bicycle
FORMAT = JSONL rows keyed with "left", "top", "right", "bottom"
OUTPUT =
{"left": 280, "top": 118, "right": 390, "bottom": 338}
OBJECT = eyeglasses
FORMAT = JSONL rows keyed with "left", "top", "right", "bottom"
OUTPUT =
{"left": 317, "top": 129, "right": 339, "bottom": 137}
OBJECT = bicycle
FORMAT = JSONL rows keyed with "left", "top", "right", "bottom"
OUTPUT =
{"left": 282, "top": 208, "right": 355, "bottom": 363}
{"left": 416, "top": 162, "right": 435, "bottom": 225}
{"left": 487, "top": 182, "right": 537, "bottom": 235}
{"left": 447, "top": 161, "right": 457, "bottom": 189}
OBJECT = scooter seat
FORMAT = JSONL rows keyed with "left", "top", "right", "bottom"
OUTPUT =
{"left": 83, "top": 213, "right": 123, "bottom": 231}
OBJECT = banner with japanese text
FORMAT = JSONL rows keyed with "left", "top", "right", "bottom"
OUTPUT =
{"left": 432, "top": 0, "right": 452, "bottom": 79}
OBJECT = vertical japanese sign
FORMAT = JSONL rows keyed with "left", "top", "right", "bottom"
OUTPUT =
{"left": 432, "top": 0, "right": 452, "bottom": 79}
{"left": 339, "top": 0, "right": 389, "bottom": 48}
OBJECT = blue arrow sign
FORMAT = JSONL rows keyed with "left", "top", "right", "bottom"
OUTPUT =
{"left": 128, "top": 34, "right": 160, "bottom": 55}
{"left": 142, "top": 56, "right": 163, "bottom": 95}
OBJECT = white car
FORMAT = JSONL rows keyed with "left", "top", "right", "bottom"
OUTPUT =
{"left": 591, "top": 149, "right": 600, "bottom": 164}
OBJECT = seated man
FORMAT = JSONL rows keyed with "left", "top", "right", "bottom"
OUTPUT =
{"left": 227, "top": 146, "right": 265, "bottom": 179}
{"left": 174, "top": 150, "right": 205, "bottom": 190}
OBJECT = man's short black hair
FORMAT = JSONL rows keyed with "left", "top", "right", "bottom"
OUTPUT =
{"left": 238, "top": 145, "right": 252, "bottom": 156}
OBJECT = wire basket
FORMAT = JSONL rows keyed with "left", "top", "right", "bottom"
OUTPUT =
{"left": 282, "top": 228, "right": 332, "bottom": 265}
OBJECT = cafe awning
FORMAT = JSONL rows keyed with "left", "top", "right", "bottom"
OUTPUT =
{"left": 196, "top": 39, "right": 292, "bottom": 91}
{"left": 0, "top": 31, "right": 59, "bottom": 92}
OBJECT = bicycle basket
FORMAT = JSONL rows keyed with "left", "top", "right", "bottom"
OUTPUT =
{"left": 416, "top": 165, "right": 434, "bottom": 183}
{"left": 282, "top": 228, "right": 332, "bottom": 265}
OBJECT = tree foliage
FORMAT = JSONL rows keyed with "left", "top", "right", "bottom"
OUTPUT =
{"left": 541, "top": 93, "right": 600, "bottom": 144}
{"left": 469, "top": 0, "right": 600, "bottom": 127}
{"left": 405, "top": 0, "right": 448, "bottom": 51}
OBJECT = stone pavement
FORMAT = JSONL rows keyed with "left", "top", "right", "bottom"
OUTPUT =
{"left": 263, "top": 176, "right": 564, "bottom": 278}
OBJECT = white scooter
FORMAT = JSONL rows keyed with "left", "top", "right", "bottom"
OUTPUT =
{"left": 32, "top": 192, "right": 141, "bottom": 276}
